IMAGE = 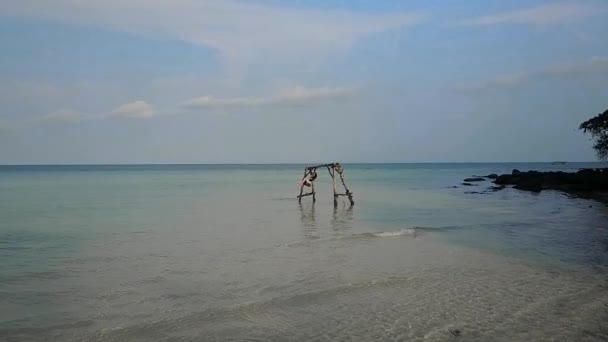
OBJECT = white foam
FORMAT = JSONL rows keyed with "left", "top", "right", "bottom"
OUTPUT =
{"left": 373, "top": 228, "right": 418, "bottom": 237}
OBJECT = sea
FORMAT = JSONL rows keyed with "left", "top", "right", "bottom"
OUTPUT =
{"left": 1, "top": 163, "right": 608, "bottom": 341}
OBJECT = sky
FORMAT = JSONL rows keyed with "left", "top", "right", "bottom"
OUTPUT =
{"left": 1, "top": 0, "right": 607, "bottom": 164}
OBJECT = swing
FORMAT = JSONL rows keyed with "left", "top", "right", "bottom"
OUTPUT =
{"left": 297, "top": 163, "right": 354, "bottom": 207}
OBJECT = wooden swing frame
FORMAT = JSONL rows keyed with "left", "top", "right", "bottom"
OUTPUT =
{"left": 297, "top": 163, "right": 354, "bottom": 207}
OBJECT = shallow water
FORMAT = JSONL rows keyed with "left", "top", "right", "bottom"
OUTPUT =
{"left": 1, "top": 163, "right": 608, "bottom": 341}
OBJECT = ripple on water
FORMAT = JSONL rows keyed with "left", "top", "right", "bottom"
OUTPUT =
{"left": 65, "top": 244, "right": 608, "bottom": 342}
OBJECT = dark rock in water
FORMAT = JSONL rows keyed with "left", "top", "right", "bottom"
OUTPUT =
{"left": 464, "top": 177, "right": 485, "bottom": 182}
{"left": 494, "top": 174, "right": 512, "bottom": 184}
{"left": 514, "top": 182, "right": 542, "bottom": 192}
{"left": 486, "top": 173, "right": 498, "bottom": 179}
{"left": 490, "top": 168, "right": 608, "bottom": 203}
{"left": 449, "top": 186, "right": 459, "bottom": 189}
{"left": 461, "top": 182, "right": 476, "bottom": 186}
{"left": 464, "top": 191, "right": 481, "bottom": 194}
{"left": 448, "top": 328, "right": 462, "bottom": 337}
{"left": 487, "top": 185, "right": 506, "bottom": 191}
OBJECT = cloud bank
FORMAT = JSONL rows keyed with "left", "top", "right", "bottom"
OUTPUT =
{"left": 40, "top": 86, "right": 357, "bottom": 123}
{"left": 111, "top": 101, "right": 155, "bottom": 119}
{"left": 3, "top": 0, "right": 426, "bottom": 67}
{"left": 41, "top": 100, "right": 155, "bottom": 123}
{"left": 456, "top": 57, "right": 608, "bottom": 93}
{"left": 180, "top": 86, "right": 356, "bottom": 109}
{"left": 455, "top": 2, "right": 601, "bottom": 27}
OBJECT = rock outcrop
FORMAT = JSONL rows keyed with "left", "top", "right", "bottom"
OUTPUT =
{"left": 493, "top": 168, "right": 608, "bottom": 194}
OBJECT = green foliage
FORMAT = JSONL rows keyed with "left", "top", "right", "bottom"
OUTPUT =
{"left": 580, "top": 109, "right": 608, "bottom": 160}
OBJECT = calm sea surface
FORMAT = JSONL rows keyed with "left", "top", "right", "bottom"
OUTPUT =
{"left": 1, "top": 163, "right": 608, "bottom": 341}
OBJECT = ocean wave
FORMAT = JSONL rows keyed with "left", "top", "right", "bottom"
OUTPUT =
{"left": 370, "top": 228, "right": 419, "bottom": 237}
{"left": 270, "top": 227, "right": 439, "bottom": 250}
{"left": 355, "top": 226, "right": 439, "bottom": 238}
{"left": 244, "top": 226, "right": 446, "bottom": 256}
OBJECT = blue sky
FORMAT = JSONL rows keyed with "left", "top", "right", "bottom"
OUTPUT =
{"left": 1, "top": 0, "right": 607, "bottom": 163}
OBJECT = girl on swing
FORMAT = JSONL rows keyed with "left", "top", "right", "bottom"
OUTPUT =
{"left": 299, "top": 168, "right": 318, "bottom": 187}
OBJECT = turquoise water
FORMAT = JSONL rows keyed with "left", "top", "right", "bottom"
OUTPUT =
{"left": 1, "top": 163, "right": 608, "bottom": 341}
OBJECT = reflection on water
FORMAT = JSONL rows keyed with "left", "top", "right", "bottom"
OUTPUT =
{"left": 297, "top": 203, "right": 354, "bottom": 239}
{"left": 298, "top": 203, "right": 318, "bottom": 240}
{"left": 331, "top": 206, "right": 354, "bottom": 232}
{"left": 298, "top": 203, "right": 316, "bottom": 228}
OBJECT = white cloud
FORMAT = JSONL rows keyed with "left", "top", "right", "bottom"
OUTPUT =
{"left": 40, "top": 100, "right": 155, "bottom": 123}
{"left": 3, "top": 0, "right": 426, "bottom": 68}
{"left": 456, "top": 57, "right": 608, "bottom": 92}
{"left": 455, "top": 2, "right": 601, "bottom": 27}
{"left": 41, "top": 109, "right": 97, "bottom": 123}
{"left": 37, "top": 86, "right": 354, "bottom": 124}
{"left": 110, "top": 100, "right": 155, "bottom": 119}
{"left": 542, "top": 56, "right": 608, "bottom": 76}
{"left": 180, "top": 86, "right": 356, "bottom": 109}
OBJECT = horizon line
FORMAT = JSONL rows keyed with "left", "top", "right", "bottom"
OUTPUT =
{"left": 0, "top": 161, "right": 604, "bottom": 166}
